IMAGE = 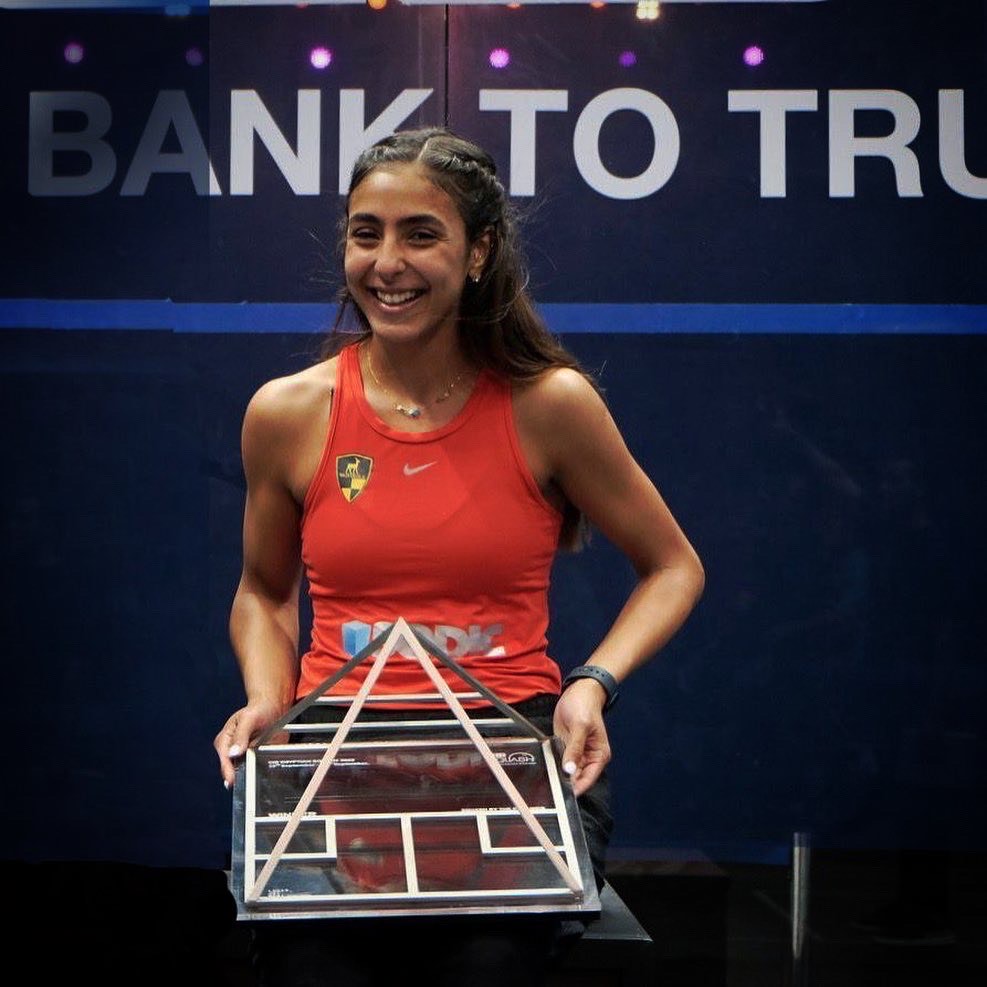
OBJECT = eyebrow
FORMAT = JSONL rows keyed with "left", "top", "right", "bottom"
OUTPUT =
{"left": 348, "top": 212, "right": 447, "bottom": 229}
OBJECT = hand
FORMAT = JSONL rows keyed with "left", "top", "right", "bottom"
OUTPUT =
{"left": 553, "top": 679, "right": 612, "bottom": 797}
{"left": 213, "top": 698, "right": 288, "bottom": 790}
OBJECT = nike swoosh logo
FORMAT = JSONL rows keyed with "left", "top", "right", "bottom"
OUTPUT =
{"left": 403, "top": 461, "right": 437, "bottom": 476}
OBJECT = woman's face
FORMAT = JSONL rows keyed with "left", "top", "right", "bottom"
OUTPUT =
{"left": 344, "top": 162, "right": 485, "bottom": 345}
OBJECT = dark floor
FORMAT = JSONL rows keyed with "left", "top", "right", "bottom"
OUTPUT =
{"left": 10, "top": 850, "right": 986, "bottom": 986}
{"left": 605, "top": 848, "right": 987, "bottom": 987}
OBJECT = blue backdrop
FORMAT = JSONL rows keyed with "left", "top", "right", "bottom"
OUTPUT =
{"left": 2, "top": 0, "right": 984, "bottom": 869}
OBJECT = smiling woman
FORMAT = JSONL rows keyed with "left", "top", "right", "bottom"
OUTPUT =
{"left": 213, "top": 126, "right": 704, "bottom": 986}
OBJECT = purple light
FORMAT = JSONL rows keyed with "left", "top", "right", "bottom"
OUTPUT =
{"left": 310, "top": 46, "right": 333, "bottom": 70}
{"left": 743, "top": 45, "right": 765, "bottom": 67}
{"left": 185, "top": 47, "right": 204, "bottom": 68}
{"left": 489, "top": 48, "right": 510, "bottom": 70}
{"left": 63, "top": 42, "right": 84, "bottom": 65}
{"left": 618, "top": 50, "right": 637, "bottom": 68}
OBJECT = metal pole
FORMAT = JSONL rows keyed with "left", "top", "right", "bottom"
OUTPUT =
{"left": 790, "top": 831, "right": 811, "bottom": 987}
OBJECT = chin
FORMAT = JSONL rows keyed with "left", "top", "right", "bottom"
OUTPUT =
{"left": 369, "top": 317, "right": 457, "bottom": 346}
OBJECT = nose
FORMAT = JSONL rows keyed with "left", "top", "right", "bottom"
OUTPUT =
{"left": 373, "top": 234, "right": 406, "bottom": 280}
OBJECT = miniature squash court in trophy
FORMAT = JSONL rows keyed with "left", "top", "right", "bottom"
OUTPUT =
{"left": 230, "top": 618, "right": 601, "bottom": 920}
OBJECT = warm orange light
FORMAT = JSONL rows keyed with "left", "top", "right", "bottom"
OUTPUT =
{"left": 590, "top": 2, "right": 606, "bottom": 8}
{"left": 508, "top": 3, "right": 522, "bottom": 8}
{"left": 368, "top": 0, "right": 387, "bottom": 9}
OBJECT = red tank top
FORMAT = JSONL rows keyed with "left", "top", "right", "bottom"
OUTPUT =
{"left": 298, "top": 343, "right": 564, "bottom": 705}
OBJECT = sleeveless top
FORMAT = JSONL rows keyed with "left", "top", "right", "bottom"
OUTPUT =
{"left": 298, "top": 342, "right": 564, "bottom": 705}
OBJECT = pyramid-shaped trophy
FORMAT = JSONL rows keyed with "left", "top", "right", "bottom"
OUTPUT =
{"left": 230, "top": 618, "right": 602, "bottom": 920}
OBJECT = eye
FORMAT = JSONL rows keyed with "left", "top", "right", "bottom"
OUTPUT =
{"left": 408, "top": 228, "right": 439, "bottom": 244}
{"left": 348, "top": 226, "right": 379, "bottom": 243}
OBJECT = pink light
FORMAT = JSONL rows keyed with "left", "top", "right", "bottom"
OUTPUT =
{"left": 618, "top": 50, "right": 637, "bottom": 68}
{"left": 185, "top": 47, "right": 204, "bottom": 68}
{"left": 489, "top": 48, "right": 510, "bottom": 70}
{"left": 63, "top": 42, "right": 84, "bottom": 65}
{"left": 310, "top": 47, "right": 333, "bottom": 70}
{"left": 743, "top": 45, "right": 765, "bottom": 67}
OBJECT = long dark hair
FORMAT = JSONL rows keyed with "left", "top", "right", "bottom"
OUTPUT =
{"left": 325, "top": 126, "right": 597, "bottom": 547}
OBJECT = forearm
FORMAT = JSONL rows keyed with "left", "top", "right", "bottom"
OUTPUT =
{"left": 583, "top": 558, "right": 704, "bottom": 684}
{"left": 229, "top": 584, "right": 301, "bottom": 713}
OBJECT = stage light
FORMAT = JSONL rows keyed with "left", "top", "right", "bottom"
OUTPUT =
{"left": 185, "top": 47, "right": 204, "bottom": 67}
{"left": 489, "top": 48, "right": 510, "bottom": 69}
{"left": 743, "top": 45, "right": 765, "bottom": 67}
{"left": 635, "top": 1, "right": 660, "bottom": 21}
{"left": 619, "top": 50, "right": 637, "bottom": 68}
{"left": 367, "top": 0, "right": 387, "bottom": 10}
{"left": 310, "top": 46, "right": 333, "bottom": 70}
{"left": 590, "top": 2, "right": 606, "bottom": 8}
{"left": 63, "top": 42, "right": 84, "bottom": 65}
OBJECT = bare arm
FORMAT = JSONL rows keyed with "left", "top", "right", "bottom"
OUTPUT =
{"left": 517, "top": 369, "right": 705, "bottom": 795}
{"left": 214, "top": 381, "right": 306, "bottom": 787}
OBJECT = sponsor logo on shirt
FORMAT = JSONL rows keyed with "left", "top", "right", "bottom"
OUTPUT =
{"left": 342, "top": 620, "right": 506, "bottom": 658}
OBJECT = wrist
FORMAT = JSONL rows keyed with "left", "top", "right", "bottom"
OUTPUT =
{"left": 560, "top": 664, "right": 620, "bottom": 713}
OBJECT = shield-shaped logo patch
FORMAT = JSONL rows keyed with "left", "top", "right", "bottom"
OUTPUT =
{"left": 336, "top": 454, "right": 373, "bottom": 502}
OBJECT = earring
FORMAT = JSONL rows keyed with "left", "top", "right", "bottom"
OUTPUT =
{"left": 470, "top": 273, "right": 480, "bottom": 284}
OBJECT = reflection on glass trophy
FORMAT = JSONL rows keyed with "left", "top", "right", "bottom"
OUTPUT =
{"left": 231, "top": 617, "right": 601, "bottom": 920}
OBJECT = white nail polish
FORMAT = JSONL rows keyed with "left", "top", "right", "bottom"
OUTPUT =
{"left": 563, "top": 761, "right": 577, "bottom": 775}
{"left": 223, "top": 779, "right": 230, "bottom": 791}
{"left": 228, "top": 745, "right": 242, "bottom": 758}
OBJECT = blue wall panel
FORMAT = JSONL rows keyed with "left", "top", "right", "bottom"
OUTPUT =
{"left": 1, "top": 1, "right": 985, "bottom": 867}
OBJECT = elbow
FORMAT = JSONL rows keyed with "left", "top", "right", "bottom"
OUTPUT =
{"left": 691, "top": 556, "right": 706, "bottom": 606}
{"left": 641, "top": 546, "right": 705, "bottom": 611}
{"left": 678, "top": 549, "right": 705, "bottom": 611}
{"left": 674, "top": 545, "right": 706, "bottom": 612}
{"left": 690, "top": 544, "right": 706, "bottom": 597}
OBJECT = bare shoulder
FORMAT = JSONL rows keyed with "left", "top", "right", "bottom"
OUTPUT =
{"left": 244, "top": 359, "right": 337, "bottom": 436}
{"left": 514, "top": 365, "right": 603, "bottom": 416}
{"left": 513, "top": 367, "right": 611, "bottom": 441}
{"left": 240, "top": 359, "right": 338, "bottom": 491}
{"left": 512, "top": 367, "right": 617, "bottom": 488}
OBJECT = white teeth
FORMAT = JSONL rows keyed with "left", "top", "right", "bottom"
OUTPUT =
{"left": 375, "top": 290, "right": 420, "bottom": 305}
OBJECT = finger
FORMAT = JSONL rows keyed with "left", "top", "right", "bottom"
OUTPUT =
{"left": 561, "top": 726, "right": 587, "bottom": 779}
{"left": 226, "top": 716, "right": 249, "bottom": 759}
{"left": 572, "top": 759, "right": 605, "bottom": 797}
{"left": 216, "top": 718, "right": 244, "bottom": 790}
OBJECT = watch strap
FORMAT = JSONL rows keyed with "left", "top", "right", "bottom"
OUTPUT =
{"left": 560, "top": 665, "right": 619, "bottom": 713}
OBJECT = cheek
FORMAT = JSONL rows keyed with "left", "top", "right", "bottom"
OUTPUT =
{"left": 343, "top": 251, "right": 365, "bottom": 289}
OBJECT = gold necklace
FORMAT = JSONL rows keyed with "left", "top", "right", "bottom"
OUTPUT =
{"left": 364, "top": 343, "right": 472, "bottom": 420}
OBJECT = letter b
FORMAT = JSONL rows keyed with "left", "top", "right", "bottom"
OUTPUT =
{"left": 29, "top": 91, "right": 116, "bottom": 196}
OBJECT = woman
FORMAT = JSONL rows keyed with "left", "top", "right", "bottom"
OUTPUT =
{"left": 214, "top": 126, "right": 704, "bottom": 986}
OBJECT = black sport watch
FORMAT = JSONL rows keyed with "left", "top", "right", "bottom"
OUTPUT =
{"left": 560, "top": 665, "right": 620, "bottom": 713}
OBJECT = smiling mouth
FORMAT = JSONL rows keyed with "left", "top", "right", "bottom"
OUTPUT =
{"left": 370, "top": 288, "right": 426, "bottom": 306}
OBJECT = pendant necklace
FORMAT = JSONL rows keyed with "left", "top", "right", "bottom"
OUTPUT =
{"left": 364, "top": 342, "right": 472, "bottom": 420}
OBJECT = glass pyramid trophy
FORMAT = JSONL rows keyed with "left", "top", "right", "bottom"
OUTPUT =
{"left": 230, "top": 617, "right": 602, "bottom": 921}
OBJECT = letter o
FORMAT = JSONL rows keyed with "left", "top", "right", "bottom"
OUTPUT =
{"left": 573, "top": 88, "right": 680, "bottom": 199}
